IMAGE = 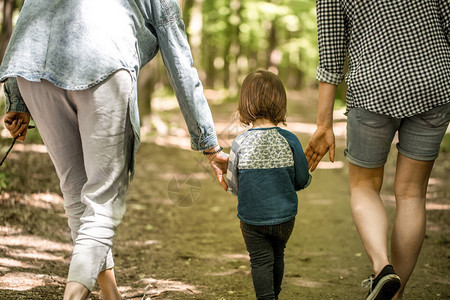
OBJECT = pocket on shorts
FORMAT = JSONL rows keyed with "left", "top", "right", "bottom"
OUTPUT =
{"left": 355, "top": 107, "right": 393, "bottom": 128}
{"left": 414, "top": 103, "right": 450, "bottom": 128}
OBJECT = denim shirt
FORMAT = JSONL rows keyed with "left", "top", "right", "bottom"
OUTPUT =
{"left": 0, "top": 0, "right": 218, "bottom": 176}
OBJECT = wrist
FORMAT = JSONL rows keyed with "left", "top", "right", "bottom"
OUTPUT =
{"left": 316, "top": 123, "right": 333, "bottom": 130}
{"left": 203, "top": 145, "right": 222, "bottom": 155}
{"left": 203, "top": 145, "right": 223, "bottom": 161}
{"left": 205, "top": 145, "right": 220, "bottom": 151}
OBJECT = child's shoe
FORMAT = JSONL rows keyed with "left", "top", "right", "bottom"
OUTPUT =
{"left": 361, "top": 265, "right": 401, "bottom": 300}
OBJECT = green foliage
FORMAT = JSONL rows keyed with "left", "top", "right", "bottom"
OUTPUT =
{"left": 199, "top": 0, "right": 318, "bottom": 89}
{"left": 0, "top": 172, "right": 8, "bottom": 190}
{"left": 2, "top": 0, "right": 321, "bottom": 108}
{"left": 440, "top": 133, "right": 450, "bottom": 153}
{"left": 0, "top": 93, "right": 5, "bottom": 113}
{"left": 23, "top": 122, "right": 43, "bottom": 144}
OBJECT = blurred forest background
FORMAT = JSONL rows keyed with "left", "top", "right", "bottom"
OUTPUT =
{"left": 0, "top": 1, "right": 449, "bottom": 299}
{"left": 0, "top": 0, "right": 335, "bottom": 119}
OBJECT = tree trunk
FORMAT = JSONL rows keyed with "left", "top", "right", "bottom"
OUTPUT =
{"left": 267, "top": 21, "right": 277, "bottom": 70}
{"left": 0, "top": 0, "right": 16, "bottom": 64}
{"left": 138, "top": 58, "right": 160, "bottom": 117}
{"left": 223, "top": 0, "right": 241, "bottom": 92}
{"left": 205, "top": 47, "right": 215, "bottom": 88}
{"left": 187, "top": 0, "right": 202, "bottom": 67}
{"left": 182, "top": 0, "right": 195, "bottom": 32}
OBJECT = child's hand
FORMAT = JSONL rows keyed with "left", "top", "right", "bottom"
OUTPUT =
{"left": 3, "top": 112, "right": 31, "bottom": 141}
{"left": 206, "top": 150, "right": 229, "bottom": 190}
{"left": 304, "top": 126, "right": 335, "bottom": 172}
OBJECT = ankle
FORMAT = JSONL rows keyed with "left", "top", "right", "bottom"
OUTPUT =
{"left": 373, "top": 261, "right": 390, "bottom": 277}
{"left": 393, "top": 287, "right": 404, "bottom": 300}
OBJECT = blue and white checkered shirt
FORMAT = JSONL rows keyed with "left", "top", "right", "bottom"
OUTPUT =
{"left": 316, "top": 0, "right": 450, "bottom": 118}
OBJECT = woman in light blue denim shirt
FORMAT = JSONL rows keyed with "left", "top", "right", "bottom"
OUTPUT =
{"left": 0, "top": 0, "right": 228, "bottom": 299}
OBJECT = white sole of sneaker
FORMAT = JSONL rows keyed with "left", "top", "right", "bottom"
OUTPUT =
{"left": 366, "top": 274, "right": 401, "bottom": 300}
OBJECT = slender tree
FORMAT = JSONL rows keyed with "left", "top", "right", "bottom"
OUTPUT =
{"left": 0, "top": 0, "right": 16, "bottom": 64}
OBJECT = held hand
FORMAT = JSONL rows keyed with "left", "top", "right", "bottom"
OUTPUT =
{"left": 304, "top": 126, "right": 335, "bottom": 172}
{"left": 206, "top": 150, "right": 229, "bottom": 190}
{"left": 3, "top": 112, "right": 31, "bottom": 141}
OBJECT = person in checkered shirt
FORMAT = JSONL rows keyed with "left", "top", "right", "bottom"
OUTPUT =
{"left": 305, "top": 1, "right": 449, "bottom": 299}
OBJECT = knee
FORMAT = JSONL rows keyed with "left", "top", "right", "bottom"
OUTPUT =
{"left": 273, "top": 246, "right": 286, "bottom": 261}
{"left": 349, "top": 164, "right": 384, "bottom": 193}
{"left": 394, "top": 183, "right": 427, "bottom": 204}
{"left": 63, "top": 194, "right": 85, "bottom": 232}
{"left": 60, "top": 173, "right": 86, "bottom": 198}
{"left": 249, "top": 249, "right": 274, "bottom": 268}
{"left": 64, "top": 195, "right": 85, "bottom": 217}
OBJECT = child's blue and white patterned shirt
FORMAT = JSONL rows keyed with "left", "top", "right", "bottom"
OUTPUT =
{"left": 226, "top": 127, "right": 312, "bottom": 225}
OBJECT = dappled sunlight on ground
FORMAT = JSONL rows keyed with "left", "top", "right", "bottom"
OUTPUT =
{"left": 0, "top": 272, "right": 65, "bottom": 291}
{"left": 0, "top": 233, "right": 72, "bottom": 292}
{"left": 10, "top": 143, "right": 47, "bottom": 154}
{"left": 8, "top": 247, "right": 68, "bottom": 262}
{"left": 0, "top": 192, "right": 63, "bottom": 209}
{"left": 139, "top": 277, "right": 201, "bottom": 298}
{"left": 125, "top": 240, "right": 159, "bottom": 247}
{"left": 93, "top": 277, "right": 202, "bottom": 300}
{"left": 205, "top": 267, "right": 249, "bottom": 277}
{"left": 222, "top": 253, "right": 249, "bottom": 260}
{"left": 0, "top": 226, "right": 22, "bottom": 235}
{"left": 317, "top": 161, "right": 345, "bottom": 169}
{"left": 285, "top": 277, "right": 325, "bottom": 288}
{"left": 0, "top": 235, "right": 72, "bottom": 252}
{"left": 382, "top": 194, "right": 450, "bottom": 211}
{"left": 426, "top": 202, "right": 450, "bottom": 211}
{"left": 150, "top": 135, "right": 192, "bottom": 150}
{"left": 0, "top": 257, "right": 37, "bottom": 269}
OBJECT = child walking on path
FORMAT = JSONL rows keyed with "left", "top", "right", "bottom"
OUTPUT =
{"left": 226, "top": 70, "right": 311, "bottom": 300}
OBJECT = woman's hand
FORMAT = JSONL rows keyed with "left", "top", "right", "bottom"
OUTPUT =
{"left": 3, "top": 112, "right": 31, "bottom": 141}
{"left": 205, "top": 147, "right": 229, "bottom": 190}
{"left": 304, "top": 126, "right": 335, "bottom": 172}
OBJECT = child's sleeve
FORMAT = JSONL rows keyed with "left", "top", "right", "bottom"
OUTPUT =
{"left": 287, "top": 133, "right": 312, "bottom": 191}
{"left": 293, "top": 141, "right": 312, "bottom": 191}
{"left": 226, "top": 140, "right": 240, "bottom": 196}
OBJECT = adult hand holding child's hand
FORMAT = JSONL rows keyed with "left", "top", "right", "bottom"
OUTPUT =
{"left": 304, "top": 125, "right": 335, "bottom": 172}
{"left": 205, "top": 146, "right": 229, "bottom": 190}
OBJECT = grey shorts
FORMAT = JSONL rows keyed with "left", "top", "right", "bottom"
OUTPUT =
{"left": 345, "top": 103, "right": 450, "bottom": 168}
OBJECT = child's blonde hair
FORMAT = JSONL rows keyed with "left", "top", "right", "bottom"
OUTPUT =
{"left": 238, "top": 70, "right": 287, "bottom": 126}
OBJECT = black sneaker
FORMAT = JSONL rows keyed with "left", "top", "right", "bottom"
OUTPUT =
{"left": 362, "top": 265, "right": 401, "bottom": 300}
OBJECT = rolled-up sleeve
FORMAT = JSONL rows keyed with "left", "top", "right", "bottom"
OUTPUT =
{"left": 316, "top": 0, "right": 347, "bottom": 85}
{"left": 3, "top": 77, "right": 30, "bottom": 114}
{"left": 149, "top": 1, "right": 218, "bottom": 151}
{"left": 438, "top": 0, "right": 449, "bottom": 44}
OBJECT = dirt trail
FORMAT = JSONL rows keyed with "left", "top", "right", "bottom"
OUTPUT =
{"left": 0, "top": 88, "right": 449, "bottom": 299}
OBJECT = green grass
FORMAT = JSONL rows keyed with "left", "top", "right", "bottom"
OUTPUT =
{"left": 440, "top": 133, "right": 450, "bottom": 152}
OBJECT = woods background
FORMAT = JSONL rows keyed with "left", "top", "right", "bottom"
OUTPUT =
{"left": 1, "top": 0, "right": 347, "bottom": 119}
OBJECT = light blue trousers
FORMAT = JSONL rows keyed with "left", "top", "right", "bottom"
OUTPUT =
{"left": 17, "top": 70, "right": 133, "bottom": 290}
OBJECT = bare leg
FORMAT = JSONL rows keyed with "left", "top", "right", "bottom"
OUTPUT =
{"left": 63, "top": 282, "right": 90, "bottom": 300}
{"left": 63, "top": 269, "right": 121, "bottom": 300}
{"left": 391, "top": 154, "right": 433, "bottom": 299}
{"left": 349, "top": 163, "right": 390, "bottom": 276}
{"left": 98, "top": 268, "right": 122, "bottom": 300}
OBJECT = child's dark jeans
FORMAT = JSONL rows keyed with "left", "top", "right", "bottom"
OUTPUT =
{"left": 240, "top": 219, "right": 295, "bottom": 300}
